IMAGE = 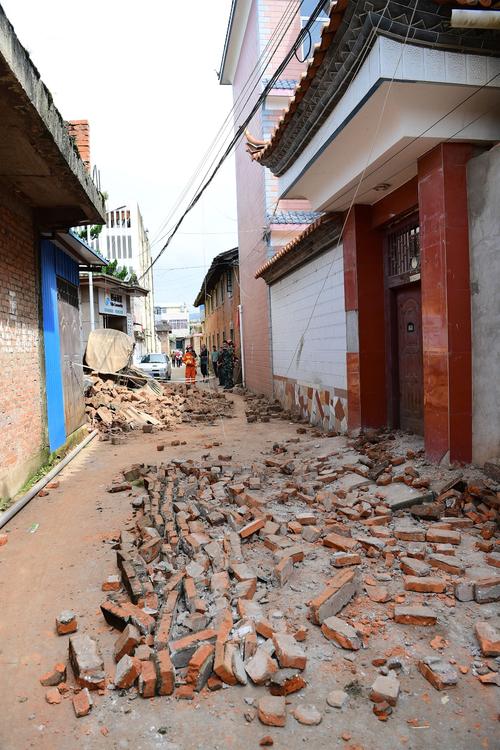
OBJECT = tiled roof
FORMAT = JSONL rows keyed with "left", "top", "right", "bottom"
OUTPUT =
{"left": 249, "top": 0, "right": 500, "bottom": 175}
{"left": 255, "top": 213, "right": 339, "bottom": 279}
{"left": 193, "top": 247, "right": 238, "bottom": 308}
{"left": 262, "top": 78, "right": 298, "bottom": 91}
{"left": 267, "top": 210, "right": 322, "bottom": 225}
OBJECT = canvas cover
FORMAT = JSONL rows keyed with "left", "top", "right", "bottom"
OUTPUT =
{"left": 85, "top": 328, "right": 134, "bottom": 374}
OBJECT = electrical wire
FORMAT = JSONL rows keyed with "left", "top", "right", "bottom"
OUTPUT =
{"left": 148, "top": 0, "right": 303, "bottom": 250}
{"left": 139, "top": 0, "right": 331, "bottom": 282}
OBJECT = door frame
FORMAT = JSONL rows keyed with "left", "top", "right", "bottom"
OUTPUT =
{"left": 382, "top": 212, "right": 422, "bottom": 429}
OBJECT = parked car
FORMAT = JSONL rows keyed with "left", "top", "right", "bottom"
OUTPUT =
{"left": 136, "top": 353, "right": 171, "bottom": 381}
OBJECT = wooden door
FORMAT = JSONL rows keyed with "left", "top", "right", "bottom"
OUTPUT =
{"left": 396, "top": 285, "right": 423, "bottom": 434}
{"left": 57, "top": 277, "right": 85, "bottom": 436}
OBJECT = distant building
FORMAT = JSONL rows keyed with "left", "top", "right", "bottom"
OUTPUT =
{"left": 79, "top": 272, "right": 149, "bottom": 352}
{"left": 194, "top": 247, "right": 241, "bottom": 361}
{"left": 155, "top": 303, "right": 190, "bottom": 352}
{"left": 88, "top": 203, "right": 158, "bottom": 356}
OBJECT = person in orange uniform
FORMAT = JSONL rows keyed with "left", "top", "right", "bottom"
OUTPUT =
{"left": 182, "top": 346, "right": 197, "bottom": 384}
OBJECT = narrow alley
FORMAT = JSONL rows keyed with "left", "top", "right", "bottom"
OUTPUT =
{"left": 0, "top": 384, "right": 498, "bottom": 750}
{"left": 0, "top": 1, "right": 499, "bottom": 749}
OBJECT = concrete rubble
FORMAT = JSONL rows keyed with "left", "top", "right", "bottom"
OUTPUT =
{"left": 37, "top": 395, "right": 499, "bottom": 734}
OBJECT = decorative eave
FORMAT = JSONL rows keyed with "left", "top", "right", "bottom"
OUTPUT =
{"left": 255, "top": 213, "right": 343, "bottom": 285}
{"left": 252, "top": 0, "right": 500, "bottom": 177}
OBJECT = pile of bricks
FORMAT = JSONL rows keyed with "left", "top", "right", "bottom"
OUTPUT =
{"left": 39, "top": 428, "right": 499, "bottom": 728}
{"left": 85, "top": 378, "right": 233, "bottom": 438}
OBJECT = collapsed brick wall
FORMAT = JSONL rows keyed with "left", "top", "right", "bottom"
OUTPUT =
{"left": 0, "top": 196, "right": 46, "bottom": 499}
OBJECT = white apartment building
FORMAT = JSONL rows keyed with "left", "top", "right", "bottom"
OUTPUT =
{"left": 154, "top": 303, "right": 190, "bottom": 352}
{"left": 90, "top": 203, "right": 158, "bottom": 357}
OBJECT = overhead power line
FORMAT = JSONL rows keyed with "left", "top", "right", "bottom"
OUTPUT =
{"left": 139, "top": 0, "right": 330, "bottom": 281}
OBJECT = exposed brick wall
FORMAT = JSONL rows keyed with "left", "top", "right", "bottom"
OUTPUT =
{"left": 66, "top": 120, "right": 91, "bottom": 172}
{"left": 0, "top": 195, "right": 46, "bottom": 499}
{"left": 202, "top": 271, "right": 241, "bottom": 358}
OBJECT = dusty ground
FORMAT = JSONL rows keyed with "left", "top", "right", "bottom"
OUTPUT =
{"left": 0, "top": 389, "right": 498, "bottom": 750}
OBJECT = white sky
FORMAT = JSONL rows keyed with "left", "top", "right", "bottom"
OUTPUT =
{"left": 3, "top": 0, "right": 238, "bottom": 308}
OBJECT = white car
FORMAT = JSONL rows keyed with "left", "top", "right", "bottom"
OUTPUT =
{"left": 136, "top": 353, "right": 172, "bottom": 381}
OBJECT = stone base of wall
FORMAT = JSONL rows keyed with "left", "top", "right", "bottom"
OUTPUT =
{"left": 273, "top": 375, "right": 348, "bottom": 433}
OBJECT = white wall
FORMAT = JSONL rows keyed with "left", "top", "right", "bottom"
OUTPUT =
{"left": 270, "top": 245, "right": 346, "bottom": 390}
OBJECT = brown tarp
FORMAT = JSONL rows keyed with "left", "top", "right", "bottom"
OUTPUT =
{"left": 84, "top": 329, "right": 134, "bottom": 374}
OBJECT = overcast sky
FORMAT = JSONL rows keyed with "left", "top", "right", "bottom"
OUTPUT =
{"left": 3, "top": 0, "right": 238, "bottom": 308}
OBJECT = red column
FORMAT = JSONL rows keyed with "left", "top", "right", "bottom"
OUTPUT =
{"left": 417, "top": 143, "right": 472, "bottom": 463}
{"left": 343, "top": 205, "right": 386, "bottom": 431}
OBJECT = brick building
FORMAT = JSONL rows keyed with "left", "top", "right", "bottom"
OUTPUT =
{"left": 0, "top": 7, "right": 105, "bottom": 501}
{"left": 219, "top": 0, "right": 324, "bottom": 396}
{"left": 194, "top": 248, "right": 241, "bottom": 365}
{"left": 251, "top": 0, "right": 500, "bottom": 465}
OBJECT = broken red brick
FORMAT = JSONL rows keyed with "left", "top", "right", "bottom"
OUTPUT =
{"left": 187, "top": 643, "right": 215, "bottom": 691}
{"left": 272, "top": 633, "right": 306, "bottom": 670}
{"left": 56, "top": 610, "right": 77, "bottom": 635}
{"left": 39, "top": 663, "right": 66, "bottom": 687}
{"left": 155, "top": 650, "right": 175, "bottom": 695}
{"left": 239, "top": 518, "right": 265, "bottom": 538}
{"left": 394, "top": 606, "right": 437, "bottom": 626}
{"left": 309, "top": 569, "right": 359, "bottom": 625}
{"left": 418, "top": 657, "right": 458, "bottom": 690}
{"left": 403, "top": 576, "right": 447, "bottom": 594}
{"left": 114, "top": 654, "right": 141, "bottom": 689}
{"left": 475, "top": 621, "right": 500, "bottom": 656}
{"left": 321, "top": 616, "right": 361, "bottom": 650}
{"left": 138, "top": 660, "right": 157, "bottom": 698}
{"left": 113, "top": 624, "right": 141, "bottom": 662}
{"left": 45, "top": 687, "right": 61, "bottom": 704}
{"left": 258, "top": 695, "right": 286, "bottom": 727}
{"left": 72, "top": 688, "right": 93, "bottom": 717}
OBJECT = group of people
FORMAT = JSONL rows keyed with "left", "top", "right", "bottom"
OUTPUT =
{"left": 210, "top": 341, "right": 236, "bottom": 390}
{"left": 178, "top": 341, "right": 237, "bottom": 388}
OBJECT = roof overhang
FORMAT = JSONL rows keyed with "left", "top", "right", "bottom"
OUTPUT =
{"left": 194, "top": 247, "right": 238, "bottom": 307}
{"left": 46, "top": 230, "right": 106, "bottom": 268}
{"left": 219, "top": 0, "right": 252, "bottom": 85}
{"left": 256, "top": 213, "right": 343, "bottom": 284}
{"left": 277, "top": 37, "right": 500, "bottom": 211}
{"left": 0, "top": 6, "right": 106, "bottom": 228}
{"left": 256, "top": 0, "right": 500, "bottom": 175}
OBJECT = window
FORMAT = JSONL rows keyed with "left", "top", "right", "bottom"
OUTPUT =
{"left": 220, "top": 279, "right": 225, "bottom": 303}
{"left": 226, "top": 270, "right": 233, "bottom": 297}
{"left": 141, "top": 354, "right": 167, "bottom": 364}
{"left": 300, "top": 0, "right": 329, "bottom": 60}
{"left": 57, "top": 277, "right": 79, "bottom": 308}
{"left": 111, "top": 235, "right": 116, "bottom": 259}
{"left": 128, "top": 236, "right": 132, "bottom": 258}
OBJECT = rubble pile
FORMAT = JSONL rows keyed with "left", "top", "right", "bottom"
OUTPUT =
{"left": 40, "top": 432, "right": 499, "bottom": 729}
{"left": 85, "top": 377, "right": 233, "bottom": 438}
{"left": 243, "top": 392, "right": 302, "bottom": 425}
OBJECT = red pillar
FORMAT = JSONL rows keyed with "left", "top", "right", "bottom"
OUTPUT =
{"left": 343, "top": 205, "right": 386, "bottom": 431}
{"left": 417, "top": 143, "right": 472, "bottom": 463}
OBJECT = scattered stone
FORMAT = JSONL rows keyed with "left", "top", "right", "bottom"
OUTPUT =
{"left": 326, "top": 689, "right": 348, "bottom": 708}
{"left": 45, "top": 687, "right": 61, "bottom": 705}
{"left": 269, "top": 669, "right": 306, "bottom": 696}
{"left": 258, "top": 695, "right": 286, "bottom": 727}
{"left": 293, "top": 704, "right": 322, "bottom": 726}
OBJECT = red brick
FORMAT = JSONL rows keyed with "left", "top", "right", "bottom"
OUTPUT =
{"left": 155, "top": 651, "right": 175, "bottom": 695}
{"left": 72, "top": 688, "right": 93, "bottom": 717}
{"left": 139, "top": 660, "right": 157, "bottom": 698}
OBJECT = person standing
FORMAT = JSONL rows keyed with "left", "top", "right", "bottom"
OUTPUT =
{"left": 182, "top": 346, "right": 197, "bottom": 384}
{"left": 175, "top": 350, "right": 182, "bottom": 368}
{"left": 200, "top": 345, "right": 209, "bottom": 382}
{"left": 218, "top": 342, "right": 227, "bottom": 387}
{"left": 211, "top": 345, "right": 219, "bottom": 379}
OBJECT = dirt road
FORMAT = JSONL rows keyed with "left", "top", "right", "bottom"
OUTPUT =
{"left": 0, "top": 391, "right": 497, "bottom": 750}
